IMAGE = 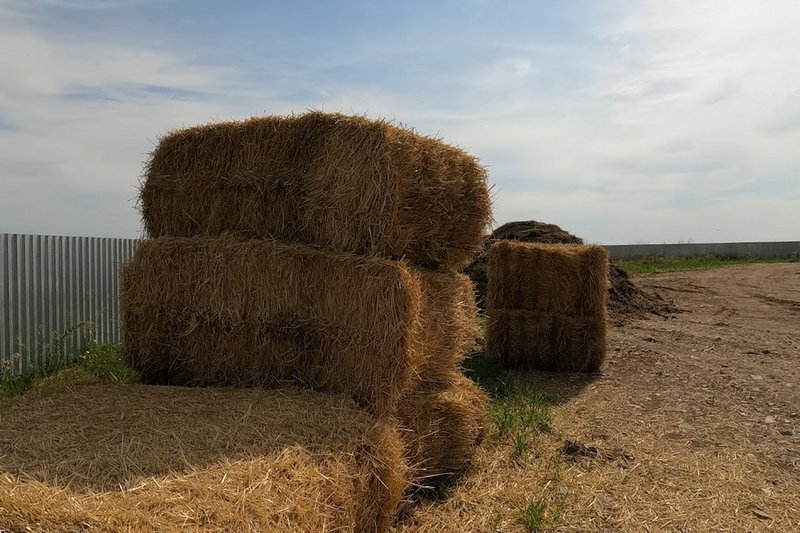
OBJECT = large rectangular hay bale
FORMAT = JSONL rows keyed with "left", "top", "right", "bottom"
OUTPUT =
{"left": 486, "top": 241, "right": 609, "bottom": 372}
{"left": 487, "top": 241, "right": 609, "bottom": 315}
{"left": 140, "top": 112, "right": 491, "bottom": 269}
{"left": 121, "top": 236, "right": 479, "bottom": 415}
{"left": 0, "top": 380, "right": 407, "bottom": 533}
{"left": 486, "top": 309, "right": 607, "bottom": 371}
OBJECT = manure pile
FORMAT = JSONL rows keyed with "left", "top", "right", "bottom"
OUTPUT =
{"left": 1, "top": 113, "right": 492, "bottom": 532}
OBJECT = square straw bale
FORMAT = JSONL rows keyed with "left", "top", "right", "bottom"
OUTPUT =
{"left": 487, "top": 241, "right": 609, "bottom": 316}
{"left": 121, "top": 236, "right": 479, "bottom": 415}
{"left": 0, "top": 380, "right": 407, "bottom": 533}
{"left": 486, "top": 309, "right": 607, "bottom": 372}
{"left": 140, "top": 112, "right": 491, "bottom": 269}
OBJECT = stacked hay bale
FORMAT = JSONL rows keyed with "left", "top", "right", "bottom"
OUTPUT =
{"left": 122, "top": 237, "right": 479, "bottom": 415}
{"left": 486, "top": 240, "right": 609, "bottom": 372}
{"left": 117, "top": 112, "right": 490, "bottom": 531}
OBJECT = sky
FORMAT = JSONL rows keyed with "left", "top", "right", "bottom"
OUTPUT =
{"left": 0, "top": 0, "right": 798, "bottom": 244}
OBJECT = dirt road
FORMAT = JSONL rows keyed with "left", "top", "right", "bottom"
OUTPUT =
{"left": 400, "top": 263, "right": 799, "bottom": 532}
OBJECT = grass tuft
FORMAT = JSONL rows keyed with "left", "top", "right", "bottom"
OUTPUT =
{"left": 520, "top": 498, "right": 548, "bottom": 532}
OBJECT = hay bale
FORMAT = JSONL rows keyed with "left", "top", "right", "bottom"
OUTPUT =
{"left": 121, "top": 236, "right": 478, "bottom": 415}
{"left": 140, "top": 112, "right": 491, "bottom": 269}
{"left": 486, "top": 241, "right": 609, "bottom": 372}
{"left": 416, "top": 271, "right": 480, "bottom": 382}
{"left": 398, "top": 376, "right": 489, "bottom": 488}
{"left": 487, "top": 241, "right": 609, "bottom": 316}
{"left": 463, "top": 220, "right": 586, "bottom": 309}
{"left": 486, "top": 309, "right": 607, "bottom": 371}
{"left": 0, "top": 380, "right": 407, "bottom": 533}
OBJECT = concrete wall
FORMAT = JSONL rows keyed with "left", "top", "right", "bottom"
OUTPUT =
{"left": 605, "top": 241, "right": 800, "bottom": 260}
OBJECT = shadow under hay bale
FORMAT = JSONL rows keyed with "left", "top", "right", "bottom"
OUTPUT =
{"left": 486, "top": 241, "right": 609, "bottom": 372}
{"left": 0, "top": 380, "right": 407, "bottom": 533}
{"left": 121, "top": 236, "right": 478, "bottom": 416}
{"left": 140, "top": 112, "right": 491, "bottom": 270}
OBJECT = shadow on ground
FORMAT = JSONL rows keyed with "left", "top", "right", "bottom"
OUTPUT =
{"left": 463, "top": 351, "right": 602, "bottom": 405}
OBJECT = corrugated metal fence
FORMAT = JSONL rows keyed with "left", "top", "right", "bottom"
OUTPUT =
{"left": 1, "top": 233, "right": 139, "bottom": 374}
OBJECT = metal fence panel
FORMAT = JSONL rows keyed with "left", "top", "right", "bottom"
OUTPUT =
{"left": 0, "top": 233, "right": 139, "bottom": 374}
{"left": 605, "top": 241, "right": 800, "bottom": 260}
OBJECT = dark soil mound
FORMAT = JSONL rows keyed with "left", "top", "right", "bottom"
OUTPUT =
{"left": 463, "top": 220, "right": 675, "bottom": 317}
{"left": 490, "top": 221, "right": 584, "bottom": 245}
{"left": 607, "top": 264, "right": 677, "bottom": 318}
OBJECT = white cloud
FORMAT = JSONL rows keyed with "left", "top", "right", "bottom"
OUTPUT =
{"left": 424, "top": 1, "right": 800, "bottom": 242}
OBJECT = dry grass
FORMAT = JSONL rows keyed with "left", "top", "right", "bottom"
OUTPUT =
{"left": 140, "top": 111, "right": 491, "bottom": 270}
{"left": 486, "top": 242, "right": 609, "bottom": 372}
{"left": 392, "top": 421, "right": 800, "bottom": 532}
{"left": 0, "top": 377, "right": 493, "bottom": 532}
{"left": 121, "top": 236, "right": 478, "bottom": 415}
{"left": 0, "top": 378, "right": 407, "bottom": 532}
{"left": 394, "top": 382, "right": 800, "bottom": 533}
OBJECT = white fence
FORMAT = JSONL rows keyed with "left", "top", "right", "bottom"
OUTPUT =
{"left": 1, "top": 233, "right": 138, "bottom": 374}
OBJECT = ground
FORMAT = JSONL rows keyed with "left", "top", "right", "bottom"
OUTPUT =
{"left": 397, "top": 263, "right": 799, "bottom": 532}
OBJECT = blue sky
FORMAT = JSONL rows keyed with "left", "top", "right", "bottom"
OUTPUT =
{"left": 1, "top": 0, "right": 798, "bottom": 244}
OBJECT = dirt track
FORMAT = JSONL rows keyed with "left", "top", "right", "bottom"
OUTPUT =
{"left": 400, "top": 263, "right": 799, "bottom": 532}
{"left": 613, "top": 263, "right": 799, "bottom": 477}
{"left": 563, "top": 262, "right": 800, "bottom": 531}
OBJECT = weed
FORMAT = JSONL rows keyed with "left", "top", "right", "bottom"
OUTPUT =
{"left": 1, "top": 322, "right": 94, "bottom": 399}
{"left": 464, "top": 353, "right": 555, "bottom": 460}
{"left": 489, "top": 385, "right": 554, "bottom": 463}
{"left": 520, "top": 498, "right": 548, "bottom": 532}
{"left": 0, "top": 323, "right": 138, "bottom": 400}
{"left": 512, "top": 431, "right": 531, "bottom": 460}
{"left": 476, "top": 313, "right": 488, "bottom": 337}
{"left": 80, "top": 343, "right": 139, "bottom": 383}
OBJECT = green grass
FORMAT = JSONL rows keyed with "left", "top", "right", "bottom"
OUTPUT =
{"left": 616, "top": 254, "right": 799, "bottom": 275}
{"left": 464, "top": 354, "right": 555, "bottom": 461}
{"left": 79, "top": 343, "right": 139, "bottom": 384}
{"left": 0, "top": 327, "right": 138, "bottom": 400}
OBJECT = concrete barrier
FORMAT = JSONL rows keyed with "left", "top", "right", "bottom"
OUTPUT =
{"left": 604, "top": 241, "right": 800, "bottom": 260}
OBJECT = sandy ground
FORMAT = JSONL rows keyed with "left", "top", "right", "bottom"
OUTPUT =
{"left": 398, "top": 263, "right": 799, "bottom": 532}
